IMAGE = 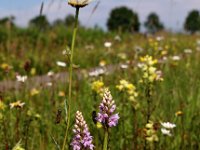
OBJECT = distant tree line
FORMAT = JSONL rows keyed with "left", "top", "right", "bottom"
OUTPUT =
{"left": 107, "top": 6, "right": 200, "bottom": 34}
{"left": 0, "top": 6, "right": 200, "bottom": 34}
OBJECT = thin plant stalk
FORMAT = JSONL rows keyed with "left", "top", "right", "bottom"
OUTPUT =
{"left": 103, "top": 128, "right": 109, "bottom": 150}
{"left": 62, "top": 7, "right": 80, "bottom": 150}
{"left": 146, "top": 82, "right": 151, "bottom": 123}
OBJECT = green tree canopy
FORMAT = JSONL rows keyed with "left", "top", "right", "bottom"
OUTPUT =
{"left": 107, "top": 6, "right": 140, "bottom": 32}
{"left": 29, "top": 15, "right": 49, "bottom": 30}
{"left": 144, "top": 12, "right": 164, "bottom": 33}
{"left": 0, "top": 16, "right": 15, "bottom": 28}
{"left": 65, "top": 14, "right": 80, "bottom": 27}
{"left": 184, "top": 10, "right": 200, "bottom": 33}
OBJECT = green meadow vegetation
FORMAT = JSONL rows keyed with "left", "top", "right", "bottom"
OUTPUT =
{"left": 0, "top": 3, "right": 200, "bottom": 150}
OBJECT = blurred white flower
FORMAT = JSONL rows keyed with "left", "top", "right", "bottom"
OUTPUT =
{"left": 172, "top": 56, "right": 181, "bottom": 61}
{"left": 117, "top": 53, "right": 127, "bottom": 60}
{"left": 46, "top": 82, "right": 53, "bottom": 87}
{"left": 85, "top": 45, "right": 94, "bottom": 50}
{"left": 134, "top": 46, "right": 143, "bottom": 53}
{"left": 184, "top": 49, "right": 192, "bottom": 54}
{"left": 158, "top": 46, "right": 163, "bottom": 51}
{"left": 114, "top": 35, "right": 121, "bottom": 41}
{"left": 161, "top": 128, "right": 172, "bottom": 136}
{"left": 16, "top": 75, "right": 27, "bottom": 83}
{"left": 196, "top": 39, "right": 200, "bottom": 46}
{"left": 104, "top": 42, "right": 112, "bottom": 48}
{"left": 62, "top": 50, "right": 67, "bottom": 55}
{"left": 68, "top": 0, "right": 93, "bottom": 7}
{"left": 89, "top": 68, "right": 105, "bottom": 77}
{"left": 120, "top": 64, "right": 128, "bottom": 69}
{"left": 196, "top": 47, "right": 200, "bottom": 52}
{"left": 47, "top": 71, "right": 54, "bottom": 77}
{"left": 161, "top": 122, "right": 176, "bottom": 129}
{"left": 156, "top": 36, "right": 164, "bottom": 41}
{"left": 56, "top": 61, "right": 66, "bottom": 67}
{"left": 137, "top": 63, "right": 144, "bottom": 68}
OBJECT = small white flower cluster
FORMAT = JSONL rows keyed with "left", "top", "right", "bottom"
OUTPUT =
{"left": 184, "top": 49, "right": 192, "bottom": 54}
{"left": 16, "top": 75, "right": 27, "bottom": 83}
{"left": 161, "top": 122, "right": 176, "bottom": 136}
{"left": 171, "top": 55, "right": 181, "bottom": 61}
{"left": 56, "top": 61, "right": 66, "bottom": 67}
{"left": 89, "top": 68, "right": 106, "bottom": 77}
{"left": 120, "top": 64, "right": 128, "bottom": 69}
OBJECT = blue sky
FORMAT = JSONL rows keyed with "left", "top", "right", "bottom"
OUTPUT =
{"left": 0, "top": 0, "right": 200, "bottom": 31}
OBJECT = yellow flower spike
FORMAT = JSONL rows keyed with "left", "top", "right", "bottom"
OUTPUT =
{"left": 146, "top": 121, "right": 154, "bottom": 129}
{"left": 116, "top": 85, "right": 123, "bottom": 91}
{"left": 148, "top": 67, "right": 156, "bottom": 74}
{"left": 126, "top": 83, "right": 135, "bottom": 90}
{"left": 91, "top": 80, "right": 105, "bottom": 95}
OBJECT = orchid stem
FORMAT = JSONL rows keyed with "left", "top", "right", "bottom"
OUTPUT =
{"left": 103, "top": 128, "right": 109, "bottom": 150}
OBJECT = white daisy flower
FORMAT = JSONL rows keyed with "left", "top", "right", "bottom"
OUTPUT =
{"left": 161, "top": 128, "right": 172, "bottom": 136}
{"left": 161, "top": 122, "right": 176, "bottom": 129}
{"left": 68, "top": 0, "right": 93, "bottom": 7}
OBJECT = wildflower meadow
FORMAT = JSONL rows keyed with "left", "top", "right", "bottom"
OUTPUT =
{"left": 0, "top": 0, "right": 200, "bottom": 150}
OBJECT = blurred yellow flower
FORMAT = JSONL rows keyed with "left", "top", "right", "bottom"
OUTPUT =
{"left": 12, "top": 140, "right": 25, "bottom": 150}
{"left": 30, "top": 68, "right": 36, "bottom": 76}
{"left": 140, "top": 55, "right": 163, "bottom": 83}
{"left": 0, "top": 101, "right": 6, "bottom": 110}
{"left": 91, "top": 80, "right": 105, "bottom": 95}
{"left": 58, "top": 91, "right": 66, "bottom": 97}
{"left": 116, "top": 79, "right": 139, "bottom": 109}
{"left": 99, "top": 60, "right": 106, "bottom": 67}
{"left": 96, "top": 122, "right": 103, "bottom": 128}
{"left": 175, "top": 110, "right": 183, "bottom": 117}
{"left": 117, "top": 53, "right": 127, "bottom": 60}
{"left": 1, "top": 63, "right": 9, "bottom": 69}
{"left": 145, "top": 121, "right": 159, "bottom": 142}
{"left": 10, "top": 100, "right": 25, "bottom": 109}
{"left": 30, "top": 88, "right": 40, "bottom": 96}
{"left": 140, "top": 55, "right": 157, "bottom": 66}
